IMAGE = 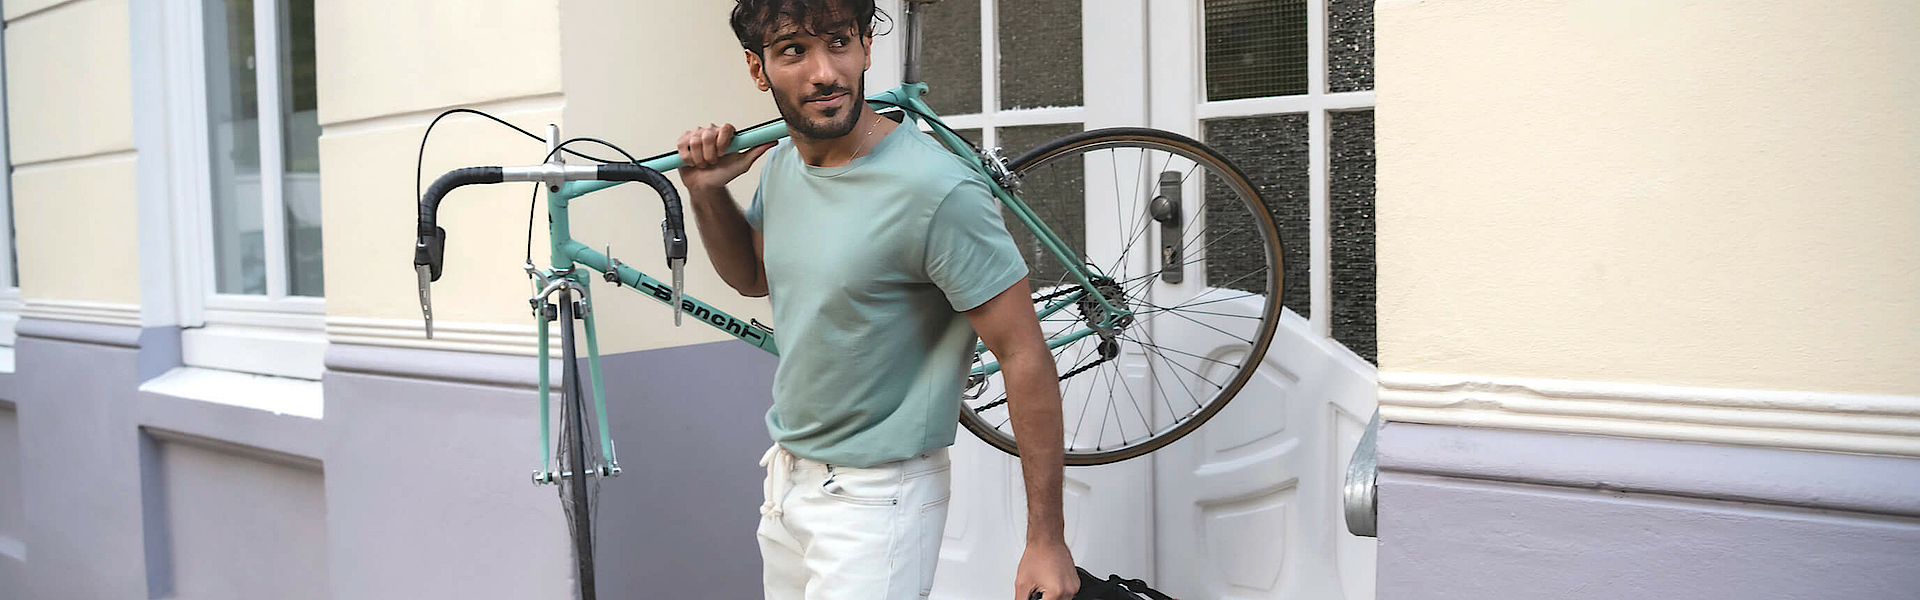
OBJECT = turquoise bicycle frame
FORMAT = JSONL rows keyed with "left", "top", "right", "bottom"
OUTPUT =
{"left": 531, "top": 82, "right": 1125, "bottom": 471}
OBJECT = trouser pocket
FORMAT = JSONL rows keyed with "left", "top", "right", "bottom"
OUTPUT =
{"left": 917, "top": 492, "right": 952, "bottom": 596}
{"left": 820, "top": 465, "right": 902, "bottom": 507}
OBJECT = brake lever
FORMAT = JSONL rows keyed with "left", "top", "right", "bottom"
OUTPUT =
{"left": 662, "top": 219, "right": 687, "bottom": 327}
{"left": 417, "top": 264, "right": 435, "bottom": 339}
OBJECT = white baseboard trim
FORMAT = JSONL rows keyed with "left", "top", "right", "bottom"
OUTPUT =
{"left": 21, "top": 299, "right": 142, "bottom": 328}
{"left": 1379, "top": 372, "right": 1920, "bottom": 458}
{"left": 326, "top": 316, "right": 553, "bottom": 357}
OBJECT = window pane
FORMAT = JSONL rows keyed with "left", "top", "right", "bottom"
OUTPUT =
{"left": 1203, "top": 114, "right": 1308, "bottom": 317}
{"left": 918, "top": 0, "right": 981, "bottom": 115}
{"left": 996, "top": 123, "right": 1083, "bottom": 288}
{"left": 205, "top": 0, "right": 267, "bottom": 295}
{"left": 1204, "top": 0, "right": 1307, "bottom": 101}
{"left": 997, "top": 0, "right": 1081, "bottom": 110}
{"left": 1327, "top": 0, "right": 1374, "bottom": 93}
{"left": 1329, "top": 110, "right": 1375, "bottom": 363}
{"left": 281, "top": 0, "right": 322, "bottom": 296}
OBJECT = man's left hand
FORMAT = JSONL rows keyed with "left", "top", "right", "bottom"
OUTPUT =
{"left": 1014, "top": 539, "right": 1078, "bottom": 600}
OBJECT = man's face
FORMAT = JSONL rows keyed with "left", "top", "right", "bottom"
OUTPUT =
{"left": 750, "top": 20, "right": 871, "bottom": 139}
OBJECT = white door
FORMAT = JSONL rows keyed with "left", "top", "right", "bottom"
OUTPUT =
{"left": 1145, "top": 0, "right": 1379, "bottom": 598}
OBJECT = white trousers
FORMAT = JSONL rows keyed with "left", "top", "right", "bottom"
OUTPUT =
{"left": 757, "top": 444, "right": 953, "bottom": 599}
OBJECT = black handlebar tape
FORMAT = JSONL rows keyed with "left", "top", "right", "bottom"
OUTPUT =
{"left": 414, "top": 166, "right": 504, "bottom": 270}
{"left": 596, "top": 164, "right": 688, "bottom": 263}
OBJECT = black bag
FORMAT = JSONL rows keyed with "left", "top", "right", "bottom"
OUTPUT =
{"left": 1070, "top": 566, "right": 1178, "bottom": 600}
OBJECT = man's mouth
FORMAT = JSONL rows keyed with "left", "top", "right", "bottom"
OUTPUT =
{"left": 805, "top": 91, "right": 848, "bottom": 107}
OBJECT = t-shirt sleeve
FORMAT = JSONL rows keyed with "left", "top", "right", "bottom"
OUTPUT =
{"left": 744, "top": 183, "right": 764, "bottom": 232}
{"left": 924, "top": 178, "right": 1030, "bottom": 311}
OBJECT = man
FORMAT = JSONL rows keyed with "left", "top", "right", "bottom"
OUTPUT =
{"left": 674, "top": 1, "right": 1079, "bottom": 599}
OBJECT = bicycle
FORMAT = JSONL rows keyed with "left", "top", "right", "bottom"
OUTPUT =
{"left": 410, "top": 4, "right": 1282, "bottom": 598}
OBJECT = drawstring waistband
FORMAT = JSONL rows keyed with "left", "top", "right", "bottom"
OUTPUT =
{"left": 759, "top": 444, "right": 795, "bottom": 519}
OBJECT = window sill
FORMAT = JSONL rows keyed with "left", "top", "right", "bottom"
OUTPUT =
{"left": 137, "top": 365, "right": 323, "bottom": 420}
{"left": 181, "top": 321, "right": 327, "bottom": 380}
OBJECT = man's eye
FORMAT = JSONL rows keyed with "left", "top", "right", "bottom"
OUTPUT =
{"left": 830, "top": 36, "right": 848, "bottom": 47}
{"left": 781, "top": 44, "right": 802, "bottom": 56}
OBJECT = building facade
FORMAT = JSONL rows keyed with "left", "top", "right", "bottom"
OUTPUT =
{"left": 0, "top": 0, "right": 1912, "bottom": 599}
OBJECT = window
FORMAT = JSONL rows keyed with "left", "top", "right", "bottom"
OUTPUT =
{"left": 915, "top": 0, "right": 1088, "bottom": 286}
{"left": 0, "top": 4, "right": 20, "bottom": 354}
{"left": 1199, "top": 0, "right": 1377, "bottom": 363}
{"left": 168, "top": 0, "right": 324, "bottom": 379}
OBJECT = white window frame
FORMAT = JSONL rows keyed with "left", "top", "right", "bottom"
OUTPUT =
{"left": 0, "top": 4, "right": 21, "bottom": 355}
{"left": 1152, "top": 0, "right": 1376, "bottom": 339}
{"left": 161, "top": 0, "right": 324, "bottom": 380}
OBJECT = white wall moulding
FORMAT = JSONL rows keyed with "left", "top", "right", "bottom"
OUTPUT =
{"left": 1377, "top": 422, "right": 1920, "bottom": 518}
{"left": 20, "top": 299, "right": 142, "bottom": 328}
{"left": 325, "top": 316, "right": 557, "bottom": 357}
{"left": 1380, "top": 372, "right": 1920, "bottom": 458}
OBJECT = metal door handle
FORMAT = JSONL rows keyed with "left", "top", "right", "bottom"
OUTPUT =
{"left": 1344, "top": 410, "right": 1380, "bottom": 537}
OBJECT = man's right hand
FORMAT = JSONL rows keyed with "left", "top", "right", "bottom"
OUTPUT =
{"left": 677, "top": 123, "right": 775, "bottom": 192}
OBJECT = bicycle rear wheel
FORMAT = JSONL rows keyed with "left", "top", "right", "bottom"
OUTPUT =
{"left": 960, "top": 128, "right": 1284, "bottom": 465}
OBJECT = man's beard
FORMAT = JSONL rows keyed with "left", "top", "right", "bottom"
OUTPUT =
{"left": 771, "top": 77, "right": 866, "bottom": 140}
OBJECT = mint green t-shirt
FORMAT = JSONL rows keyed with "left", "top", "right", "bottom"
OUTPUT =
{"left": 745, "top": 122, "right": 1028, "bottom": 467}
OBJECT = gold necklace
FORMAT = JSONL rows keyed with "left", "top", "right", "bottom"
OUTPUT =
{"left": 852, "top": 113, "right": 881, "bottom": 160}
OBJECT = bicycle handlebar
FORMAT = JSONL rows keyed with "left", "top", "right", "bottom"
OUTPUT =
{"left": 413, "top": 163, "right": 686, "bottom": 282}
{"left": 415, "top": 166, "right": 505, "bottom": 281}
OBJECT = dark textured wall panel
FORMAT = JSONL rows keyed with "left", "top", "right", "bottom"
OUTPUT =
{"left": 998, "top": 0, "right": 1082, "bottom": 109}
{"left": 1329, "top": 110, "right": 1376, "bottom": 364}
{"left": 1327, "top": 0, "right": 1375, "bottom": 93}
{"left": 1204, "top": 114, "right": 1309, "bottom": 318}
{"left": 999, "top": 123, "right": 1086, "bottom": 287}
{"left": 919, "top": 0, "right": 982, "bottom": 114}
{"left": 1205, "top": 0, "right": 1308, "bottom": 100}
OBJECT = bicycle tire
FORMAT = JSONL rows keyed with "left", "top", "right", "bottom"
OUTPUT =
{"left": 959, "top": 127, "right": 1285, "bottom": 465}
{"left": 556, "top": 296, "right": 598, "bottom": 599}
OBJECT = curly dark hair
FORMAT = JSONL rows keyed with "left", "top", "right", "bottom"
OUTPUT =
{"left": 729, "top": 0, "right": 890, "bottom": 55}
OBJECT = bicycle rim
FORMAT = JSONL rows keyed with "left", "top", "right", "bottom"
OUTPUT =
{"left": 960, "top": 128, "right": 1284, "bottom": 465}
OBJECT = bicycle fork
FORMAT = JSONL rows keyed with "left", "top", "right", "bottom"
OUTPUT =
{"left": 529, "top": 268, "right": 621, "bottom": 485}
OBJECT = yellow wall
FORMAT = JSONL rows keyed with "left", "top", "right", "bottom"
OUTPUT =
{"left": 4, "top": 0, "right": 139, "bottom": 305}
{"left": 1376, "top": 0, "right": 1919, "bottom": 395}
{"left": 317, "top": 0, "right": 567, "bottom": 328}
{"left": 558, "top": 0, "right": 778, "bottom": 353}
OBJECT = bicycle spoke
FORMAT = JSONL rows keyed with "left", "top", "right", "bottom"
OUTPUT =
{"left": 1120, "top": 334, "right": 1241, "bottom": 368}
{"left": 1109, "top": 356, "right": 1153, "bottom": 438}
{"left": 1130, "top": 329, "right": 1229, "bottom": 391}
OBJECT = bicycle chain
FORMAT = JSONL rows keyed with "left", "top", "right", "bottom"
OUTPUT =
{"left": 970, "top": 353, "right": 1112, "bottom": 413}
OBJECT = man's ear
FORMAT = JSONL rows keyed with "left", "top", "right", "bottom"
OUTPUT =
{"left": 861, "top": 33, "right": 874, "bottom": 71}
{"left": 746, "top": 49, "right": 770, "bottom": 92}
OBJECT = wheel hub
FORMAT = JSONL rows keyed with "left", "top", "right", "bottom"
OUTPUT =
{"left": 1077, "top": 276, "right": 1133, "bottom": 357}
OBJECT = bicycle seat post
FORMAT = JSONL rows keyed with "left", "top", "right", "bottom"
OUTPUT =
{"left": 902, "top": 0, "right": 939, "bottom": 85}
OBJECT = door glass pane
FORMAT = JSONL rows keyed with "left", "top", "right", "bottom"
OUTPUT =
{"left": 918, "top": 0, "right": 981, "bottom": 115}
{"left": 1204, "top": 0, "right": 1307, "bottom": 101}
{"left": 997, "top": 123, "right": 1083, "bottom": 288}
{"left": 1327, "top": 0, "right": 1374, "bottom": 93}
{"left": 204, "top": 0, "right": 266, "bottom": 295}
{"left": 1203, "top": 114, "right": 1308, "bottom": 317}
{"left": 1329, "top": 110, "right": 1375, "bottom": 363}
{"left": 281, "top": 0, "right": 322, "bottom": 296}
{"left": 997, "top": 0, "right": 1081, "bottom": 110}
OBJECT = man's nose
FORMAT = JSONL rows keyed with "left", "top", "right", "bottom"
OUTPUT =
{"left": 803, "top": 53, "right": 838, "bottom": 88}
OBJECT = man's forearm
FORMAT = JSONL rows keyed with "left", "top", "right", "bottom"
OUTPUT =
{"left": 685, "top": 185, "right": 765, "bottom": 296}
{"left": 1003, "top": 345, "right": 1066, "bottom": 545}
